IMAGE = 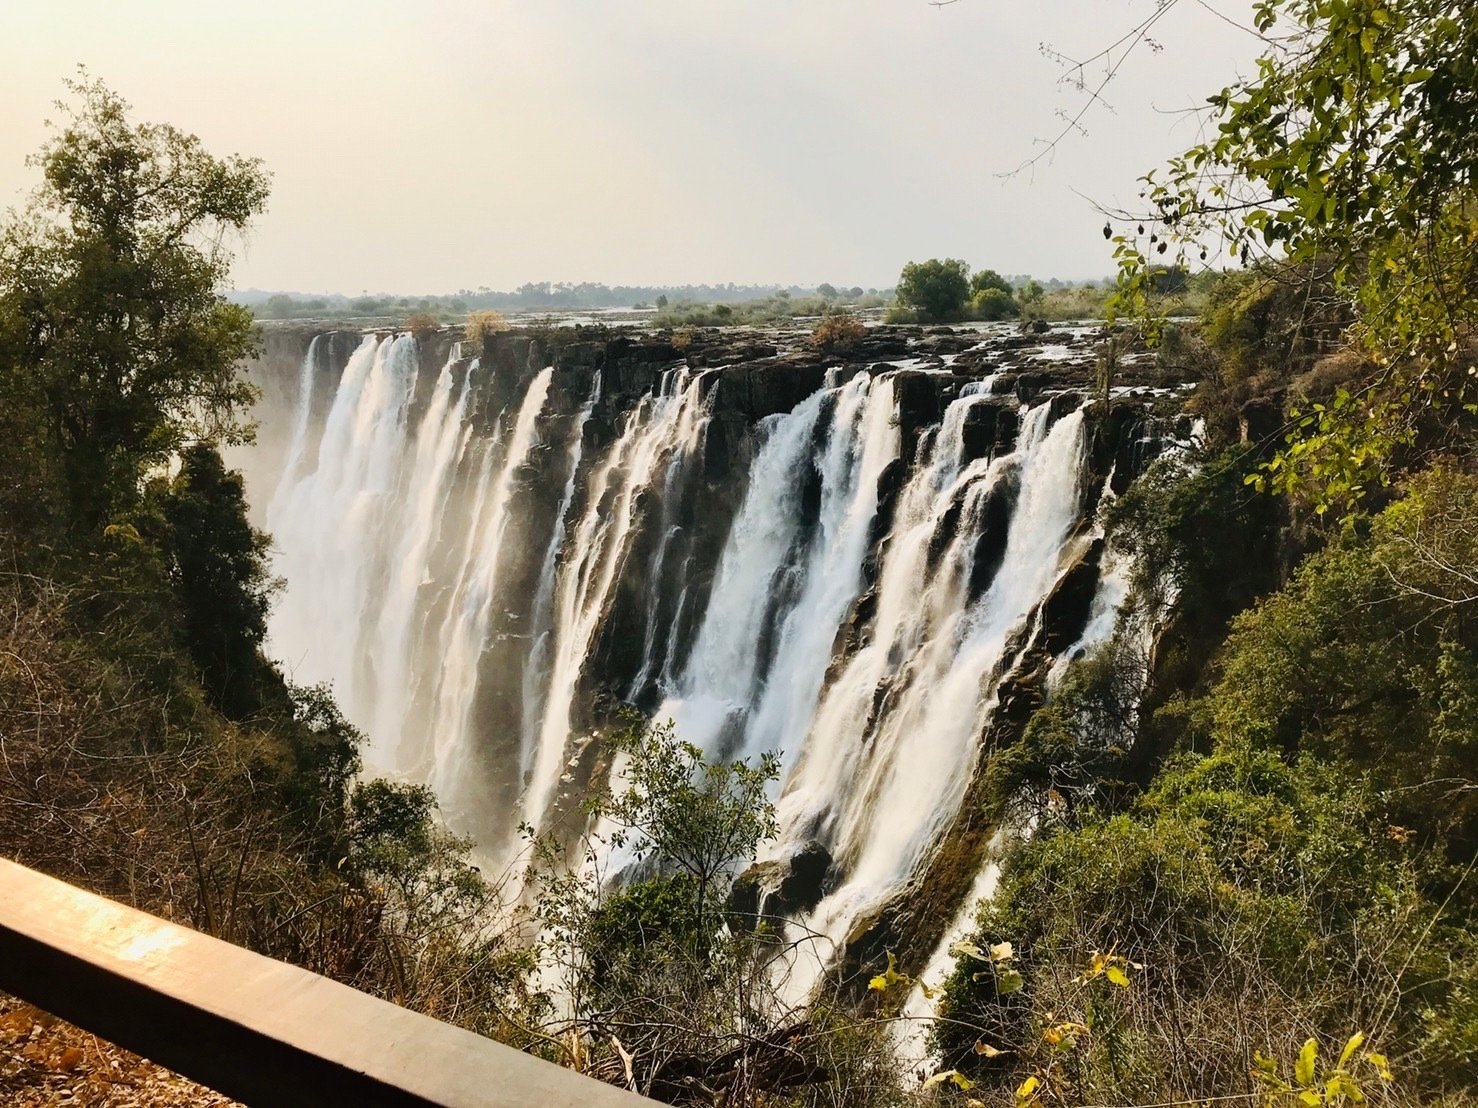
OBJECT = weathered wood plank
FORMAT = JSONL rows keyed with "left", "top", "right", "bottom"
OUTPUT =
{"left": 0, "top": 857, "right": 653, "bottom": 1107}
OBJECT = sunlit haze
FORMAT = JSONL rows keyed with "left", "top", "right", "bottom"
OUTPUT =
{"left": 2, "top": 1, "right": 1258, "bottom": 293}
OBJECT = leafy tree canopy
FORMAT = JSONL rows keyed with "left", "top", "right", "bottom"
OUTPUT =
{"left": 0, "top": 74, "right": 270, "bottom": 527}
{"left": 968, "top": 268, "right": 1012, "bottom": 298}
{"left": 895, "top": 257, "right": 971, "bottom": 321}
{"left": 1110, "top": 0, "right": 1478, "bottom": 511}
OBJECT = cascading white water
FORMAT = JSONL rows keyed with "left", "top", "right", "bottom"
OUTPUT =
{"left": 769, "top": 403, "right": 1089, "bottom": 1002}
{"left": 424, "top": 367, "right": 553, "bottom": 813}
{"left": 520, "top": 382, "right": 599, "bottom": 785}
{"left": 366, "top": 349, "right": 477, "bottom": 769}
{"left": 658, "top": 372, "right": 900, "bottom": 769}
{"left": 268, "top": 334, "right": 419, "bottom": 714}
{"left": 250, "top": 329, "right": 1150, "bottom": 1005}
{"left": 520, "top": 370, "right": 710, "bottom": 840}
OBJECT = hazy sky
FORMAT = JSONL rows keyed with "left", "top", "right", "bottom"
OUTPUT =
{"left": 2, "top": 1, "right": 1258, "bottom": 293}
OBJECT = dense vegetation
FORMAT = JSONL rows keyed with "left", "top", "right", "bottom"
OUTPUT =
{"left": 919, "top": 0, "right": 1478, "bottom": 1102}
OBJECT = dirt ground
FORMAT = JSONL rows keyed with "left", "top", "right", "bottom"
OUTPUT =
{"left": 0, "top": 995, "right": 238, "bottom": 1107}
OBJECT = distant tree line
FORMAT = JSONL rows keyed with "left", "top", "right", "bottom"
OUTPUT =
{"left": 239, "top": 281, "right": 897, "bottom": 320}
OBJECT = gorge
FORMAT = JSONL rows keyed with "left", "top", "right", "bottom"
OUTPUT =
{"left": 234, "top": 321, "right": 1190, "bottom": 1002}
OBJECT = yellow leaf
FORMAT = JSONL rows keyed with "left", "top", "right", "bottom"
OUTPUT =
{"left": 1338, "top": 1031, "right": 1365, "bottom": 1067}
{"left": 990, "top": 940, "right": 1014, "bottom": 962}
{"left": 867, "top": 974, "right": 889, "bottom": 992}
{"left": 1365, "top": 1052, "right": 1393, "bottom": 1082}
{"left": 973, "top": 1040, "right": 1006, "bottom": 1058}
{"left": 1296, "top": 1038, "right": 1318, "bottom": 1086}
{"left": 923, "top": 1069, "right": 975, "bottom": 1091}
{"left": 1015, "top": 1074, "right": 1041, "bottom": 1106}
{"left": 1106, "top": 964, "right": 1131, "bottom": 987}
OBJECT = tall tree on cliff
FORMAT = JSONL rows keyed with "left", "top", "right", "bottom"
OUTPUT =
{"left": 0, "top": 74, "right": 270, "bottom": 530}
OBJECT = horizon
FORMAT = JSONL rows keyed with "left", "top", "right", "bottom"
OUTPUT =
{"left": 228, "top": 272, "right": 1115, "bottom": 302}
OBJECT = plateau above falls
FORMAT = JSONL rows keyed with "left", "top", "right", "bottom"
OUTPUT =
{"left": 234, "top": 320, "right": 1190, "bottom": 997}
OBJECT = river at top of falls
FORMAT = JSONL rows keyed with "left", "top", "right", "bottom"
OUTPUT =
{"left": 249, "top": 328, "right": 1145, "bottom": 1017}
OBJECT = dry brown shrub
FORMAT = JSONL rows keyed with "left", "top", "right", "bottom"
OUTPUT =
{"left": 811, "top": 311, "right": 866, "bottom": 352}
{"left": 464, "top": 309, "right": 509, "bottom": 345}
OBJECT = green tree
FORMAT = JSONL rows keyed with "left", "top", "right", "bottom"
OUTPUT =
{"left": 894, "top": 257, "right": 971, "bottom": 321}
{"left": 0, "top": 75, "right": 270, "bottom": 528}
{"left": 152, "top": 444, "right": 275, "bottom": 719}
{"left": 1111, "top": 0, "right": 1478, "bottom": 509}
{"left": 595, "top": 719, "right": 779, "bottom": 947}
{"left": 969, "top": 268, "right": 1013, "bottom": 298}
{"left": 971, "top": 287, "right": 1019, "bottom": 321}
{"left": 1017, "top": 278, "right": 1046, "bottom": 315}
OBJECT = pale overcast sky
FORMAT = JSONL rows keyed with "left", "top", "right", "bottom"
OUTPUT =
{"left": 1, "top": 1, "right": 1258, "bottom": 293}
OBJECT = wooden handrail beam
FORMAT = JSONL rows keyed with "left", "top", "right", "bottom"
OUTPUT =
{"left": 0, "top": 857, "right": 654, "bottom": 1107}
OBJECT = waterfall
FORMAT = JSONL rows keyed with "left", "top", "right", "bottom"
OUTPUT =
{"left": 521, "top": 382, "right": 599, "bottom": 785}
{"left": 248, "top": 328, "right": 1157, "bottom": 999}
{"left": 425, "top": 367, "right": 553, "bottom": 815}
{"left": 520, "top": 370, "right": 710, "bottom": 841}
{"left": 367, "top": 349, "right": 476, "bottom": 770}
{"left": 658, "top": 372, "right": 899, "bottom": 767}
{"left": 267, "top": 334, "right": 419, "bottom": 721}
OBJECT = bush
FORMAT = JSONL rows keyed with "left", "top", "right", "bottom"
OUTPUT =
{"left": 1199, "top": 467, "right": 1478, "bottom": 846}
{"left": 936, "top": 748, "right": 1473, "bottom": 1098}
{"left": 970, "top": 287, "right": 1018, "bottom": 321}
{"left": 404, "top": 311, "right": 439, "bottom": 339}
{"left": 811, "top": 310, "right": 866, "bottom": 352}
{"left": 464, "top": 309, "right": 508, "bottom": 344}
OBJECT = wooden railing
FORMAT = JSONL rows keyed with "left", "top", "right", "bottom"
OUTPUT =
{"left": 0, "top": 857, "right": 654, "bottom": 1107}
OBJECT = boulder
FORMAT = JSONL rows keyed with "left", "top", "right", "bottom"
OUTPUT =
{"left": 728, "top": 841, "right": 834, "bottom": 932}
